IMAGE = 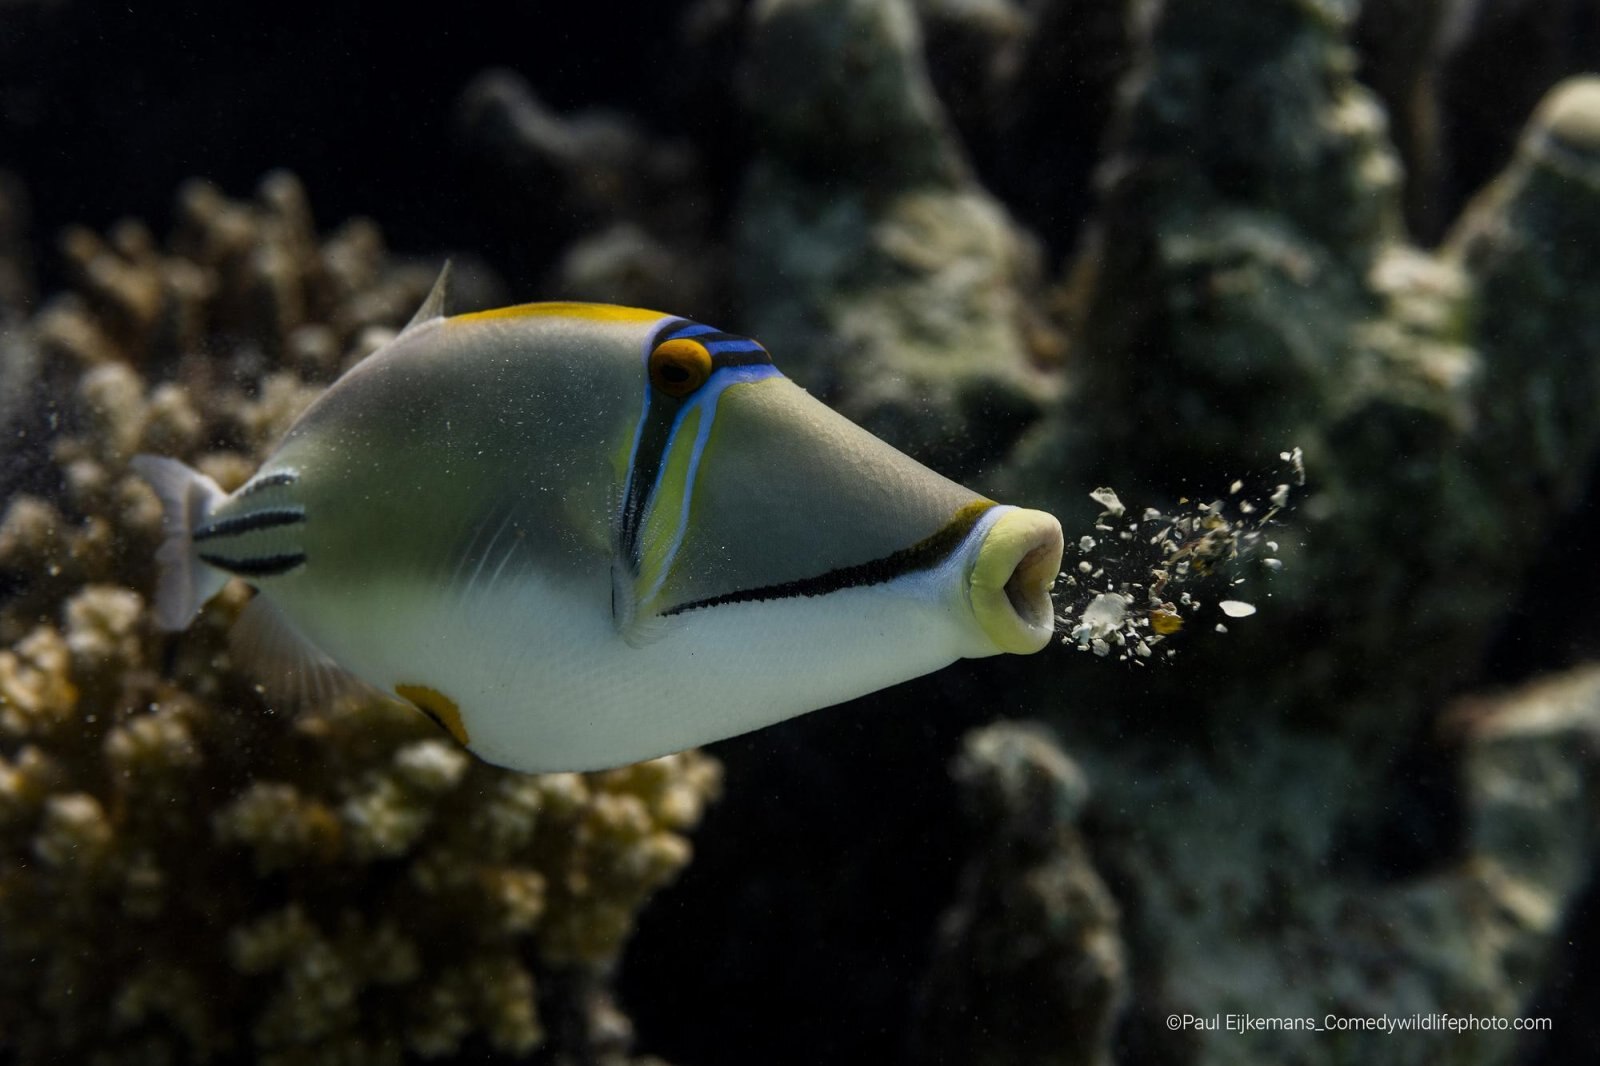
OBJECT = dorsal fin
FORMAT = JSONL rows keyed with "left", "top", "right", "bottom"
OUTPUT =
{"left": 402, "top": 260, "right": 453, "bottom": 333}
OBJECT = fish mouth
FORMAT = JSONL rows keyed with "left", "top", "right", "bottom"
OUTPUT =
{"left": 968, "top": 507, "right": 1064, "bottom": 655}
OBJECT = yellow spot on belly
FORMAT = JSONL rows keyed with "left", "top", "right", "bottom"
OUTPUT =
{"left": 448, "top": 302, "right": 666, "bottom": 325}
{"left": 395, "top": 683, "right": 471, "bottom": 747}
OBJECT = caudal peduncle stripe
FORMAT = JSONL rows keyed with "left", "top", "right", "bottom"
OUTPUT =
{"left": 236, "top": 471, "right": 299, "bottom": 498}
{"left": 663, "top": 499, "right": 997, "bottom": 616}
{"left": 193, "top": 508, "right": 306, "bottom": 542}
{"left": 198, "top": 551, "right": 307, "bottom": 578}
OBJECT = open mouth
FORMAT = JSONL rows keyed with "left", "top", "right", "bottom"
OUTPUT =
{"left": 968, "top": 507, "right": 1064, "bottom": 655}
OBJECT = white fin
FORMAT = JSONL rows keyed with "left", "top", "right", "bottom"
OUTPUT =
{"left": 130, "top": 455, "right": 232, "bottom": 631}
{"left": 401, "top": 259, "right": 453, "bottom": 333}
{"left": 231, "top": 595, "right": 384, "bottom": 711}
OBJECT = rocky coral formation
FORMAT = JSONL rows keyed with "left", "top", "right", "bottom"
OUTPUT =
{"left": 1008, "top": 9, "right": 1600, "bottom": 715}
{"left": 1450, "top": 76, "right": 1600, "bottom": 509}
{"left": 733, "top": 0, "right": 1060, "bottom": 481}
{"left": 987, "top": 1, "right": 1600, "bottom": 1061}
{"left": 1354, "top": 0, "right": 1600, "bottom": 242}
{"left": 912, "top": 722, "right": 1124, "bottom": 1066}
{"left": 0, "top": 174, "right": 719, "bottom": 1066}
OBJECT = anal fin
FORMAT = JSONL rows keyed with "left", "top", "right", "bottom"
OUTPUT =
{"left": 231, "top": 595, "right": 385, "bottom": 711}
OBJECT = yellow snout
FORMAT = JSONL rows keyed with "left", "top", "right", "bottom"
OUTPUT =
{"left": 968, "top": 508, "right": 1064, "bottom": 654}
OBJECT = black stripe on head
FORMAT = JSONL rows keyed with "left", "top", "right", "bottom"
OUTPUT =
{"left": 715, "top": 348, "right": 775, "bottom": 369}
{"left": 193, "top": 508, "right": 306, "bottom": 542}
{"left": 619, "top": 412, "right": 679, "bottom": 567}
{"left": 198, "top": 551, "right": 307, "bottom": 578}
{"left": 651, "top": 318, "right": 696, "bottom": 352}
{"left": 663, "top": 500, "right": 996, "bottom": 616}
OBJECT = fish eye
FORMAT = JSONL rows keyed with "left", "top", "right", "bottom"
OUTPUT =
{"left": 649, "top": 338, "right": 713, "bottom": 398}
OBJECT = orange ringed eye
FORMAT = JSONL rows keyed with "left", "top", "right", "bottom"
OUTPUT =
{"left": 649, "top": 338, "right": 713, "bottom": 398}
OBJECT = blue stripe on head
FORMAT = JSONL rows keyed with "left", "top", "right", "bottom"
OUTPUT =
{"left": 667, "top": 322, "right": 721, "bottom": 340}
{"left": 663, "top": 321, "right": 771, "bottom": 361}
{"left": 703, "top": 337, "right": 769, "bottom": 356}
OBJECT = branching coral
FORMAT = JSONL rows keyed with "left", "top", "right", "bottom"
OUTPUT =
{"left": 0, "top": 174, "right": 720, "bottom": 1066}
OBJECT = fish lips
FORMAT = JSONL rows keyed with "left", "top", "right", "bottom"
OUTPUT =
{"left": 966, "top": 507, "right": 1064, "bottom": 655}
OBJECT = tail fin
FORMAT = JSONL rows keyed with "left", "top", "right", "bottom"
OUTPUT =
{"left": 130, "top": 455, "right": 232, "bottom": 631}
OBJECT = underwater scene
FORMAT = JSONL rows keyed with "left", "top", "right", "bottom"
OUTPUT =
{"left": 3, "top": 0, "right": 1600, "bottom": 1063}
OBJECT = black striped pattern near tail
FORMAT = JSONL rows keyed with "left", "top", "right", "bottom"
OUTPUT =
{"left": 199, "top": 550, "right": 307, "bottom": 577}
{"left": 193, "top": 508, "right": 305, "bottom": 542}
{"left": 196, "top": 497, "right": 308, "bottom": 578}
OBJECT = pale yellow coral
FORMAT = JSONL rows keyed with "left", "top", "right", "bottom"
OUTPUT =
{"left": 213, "top": 781, "right": 341, "bottom": 872}
{"left": 233, "top": 369, "right": 324, "bottom": 452}
{"left": 534, "top": 750, "right": 721, "bottom": 965}
{"left": 392, "top": 738, "right": 470, "bottom": 793}
{"left": 138, "top": 382, "right": 204, "bottom": 456}
{"left": 340, "top": 774, "right": 436, "bottom": 860}
{"left": 33, "top": 792, "right": 113, "bottom": 868}
{"left": 64, "top": 585, "right": 144, "bottom": 677}
{"left": 103, "top": 697, "right": 205, "bottom": 778}
{"left": 0, "top": 745, "right": 62, "bottom": 826}
{"left": 0, "top": 494, "right": 65, "bottom": 571}
{"left": 405, "top": 956, "right": 543, "bottom": 1060}
{"left": 77, "top": 361, "right": 149, "bottom": 462}
{"left": 467, "top": 773, "right": 547, "bottom": 858}
{"left": 60, "top": 223, "right": 166, "bottom": 350}
{"left": 0, "top": 626, "right": 77, "bottom": 736}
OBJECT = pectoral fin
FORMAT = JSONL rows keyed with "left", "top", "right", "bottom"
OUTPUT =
{"left": 610, "top": 560, "right": 672, "bottom": 648}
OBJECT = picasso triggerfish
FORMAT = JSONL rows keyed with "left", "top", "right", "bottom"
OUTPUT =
{"left": 134, "top": 268, "right": 1064, "bottom": 772}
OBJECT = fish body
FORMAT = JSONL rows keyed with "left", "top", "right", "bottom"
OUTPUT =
{"left": 136, "top": 277, "right": 1063, "bottom": 772}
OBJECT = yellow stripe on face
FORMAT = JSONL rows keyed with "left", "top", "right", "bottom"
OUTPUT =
{"left": 395, "top": 683, "right": 471, "bottom": 747}
{"left": 448, "top": 302, "right": 667, "bottom": 325}
{"left": 636, "top": 405, "right": 702, "bottom": 607}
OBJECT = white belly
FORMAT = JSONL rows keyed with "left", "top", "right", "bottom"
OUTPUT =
{"left": 279, "top": 562, "right": 980, "bottom": 772}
